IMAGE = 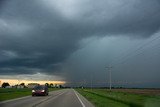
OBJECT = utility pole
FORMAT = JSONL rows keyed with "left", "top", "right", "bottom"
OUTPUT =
{"left": 106, "top": 66, "right": 113, "bottom": 91}
{"left": 90, "top": 74, "right": 93, "bottom": 91}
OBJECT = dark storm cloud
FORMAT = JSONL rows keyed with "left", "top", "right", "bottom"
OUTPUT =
{"left": 0, "top": 0, "right": 7, "bottom": 9}
{"left": 0, "top": 0, "right": 160, "bottom": 78}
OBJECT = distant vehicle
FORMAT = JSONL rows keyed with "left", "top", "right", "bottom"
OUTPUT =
{"left": 32, "top": 85, "right": 48, "bottom": 96}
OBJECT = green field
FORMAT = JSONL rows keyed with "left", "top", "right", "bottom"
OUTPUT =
{"left": 77, "top": 89, "right": 160, "bottom": 107}
{"left": 0, "top": 88, "right": 60, "bottom": 101}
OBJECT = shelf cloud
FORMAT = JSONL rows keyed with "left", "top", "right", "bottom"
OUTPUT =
{"left": 0, "top": 0, "right": 160, "bottom": 87}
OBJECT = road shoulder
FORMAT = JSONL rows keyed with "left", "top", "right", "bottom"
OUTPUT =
{"left": 74, "top": 89, "right": 95, "bottom": 107}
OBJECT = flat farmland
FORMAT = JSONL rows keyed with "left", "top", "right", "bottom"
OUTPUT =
{"left": 111, "top": 89, "right": 160, "bottom": 96}
{"left": 77, "top": 88, "right": 160, "bottom": 107}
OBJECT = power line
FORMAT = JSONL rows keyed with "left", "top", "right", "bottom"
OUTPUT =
{"left": 111, "top": 34, "right": 160, "bottom": 66}
{"left": 115, "top": 42, "right": 160, "bottom": 66}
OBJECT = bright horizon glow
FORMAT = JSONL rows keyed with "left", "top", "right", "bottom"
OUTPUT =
{"left": 0, "top": 79, "right": 66, "bottom": 86}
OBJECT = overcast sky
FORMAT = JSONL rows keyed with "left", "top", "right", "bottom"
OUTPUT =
{"left": 0, "top": 0, "right": 160, "bottom": 88}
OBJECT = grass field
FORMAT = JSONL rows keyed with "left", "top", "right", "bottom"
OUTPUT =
{"left": 0, "top": 88, "right": 60, "bottom": 101}
{"left": 77, "top": 89, "right": 160, "bottom": 107}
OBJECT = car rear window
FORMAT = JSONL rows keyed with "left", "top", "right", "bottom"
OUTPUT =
{"left": 34, "top": 86, "right": 45, "bottom": 90}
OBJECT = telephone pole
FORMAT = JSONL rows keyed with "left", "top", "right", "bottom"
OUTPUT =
{"left": 106, "top": 66, "right": 113, "bottom": 91}
{"left": 90, "top": 74, "right": 93, "bottom": 91}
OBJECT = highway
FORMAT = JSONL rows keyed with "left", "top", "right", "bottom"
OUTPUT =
{"left": 0, "top": 89, "right": 94, "bottom": 107}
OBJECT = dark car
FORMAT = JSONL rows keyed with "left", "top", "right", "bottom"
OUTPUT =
{"left": 32, "top": 85, "right": 49, "bottom": 96}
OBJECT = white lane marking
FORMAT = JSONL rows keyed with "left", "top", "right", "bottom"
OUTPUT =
{"left": 32, "top": 91, "right": 66, "bottom": 107}
{"left": 74, "top": 90, "right": 86, "bottom": 107}
{"left": 50, "top": 91, "right": 66, "bottom": 99}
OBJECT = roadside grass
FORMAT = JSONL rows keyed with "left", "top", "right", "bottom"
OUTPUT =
{"left": 77, "top": 89, "right": 129, "bottom": 107}
{"left": 0, "top": 88, "right": 61, "bottom": 101}
{"left": 0, "top": 88, "right": 31, "bottom": 101}
{"left": 76, "top": 89, "right": 160, "bottom": 107}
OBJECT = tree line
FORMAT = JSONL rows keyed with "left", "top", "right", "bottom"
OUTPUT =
{"left": 1, "top": 82, "right": 64, "bottom": 88}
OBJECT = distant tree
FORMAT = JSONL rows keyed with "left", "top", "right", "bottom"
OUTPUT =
{"left": 50, "top": 83, "right": 53, "bottom": 88}
{"left": 59, "top": 85, "right": 63, "bottom": 88}
{"left": 45, "top": 83, "right": 49, "bottom": 87}
{"left": 2, "top": 82, "right": 10, "bottom": 88}
{"left": 20, "top": 83, "right": 25, "bottom": 86}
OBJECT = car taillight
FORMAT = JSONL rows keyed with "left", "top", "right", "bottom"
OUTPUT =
{"left": 41, "top": 90, "right": 45, "bottom": 92}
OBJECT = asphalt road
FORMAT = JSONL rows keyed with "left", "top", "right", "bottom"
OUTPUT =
{"left": 0, "top": 89, "right": 94, "bottom": 107}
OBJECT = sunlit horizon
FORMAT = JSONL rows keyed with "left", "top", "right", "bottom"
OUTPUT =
{"left": 0, "top": 79, "right": 66, "bottom": 86}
